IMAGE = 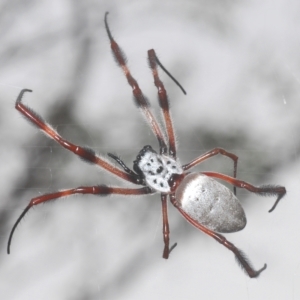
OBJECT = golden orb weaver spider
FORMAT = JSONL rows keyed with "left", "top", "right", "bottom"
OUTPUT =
{"left": 8, "top": 12, "right": 286, "bottom": 278}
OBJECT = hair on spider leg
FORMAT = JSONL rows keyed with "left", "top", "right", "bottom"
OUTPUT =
{"left": 104, "top": 12, "right": 128, "bottom": 67}
{"left": 16, "top": 88, "right": 32, "bottom": 103}
{"left": 79, "top": 146, "right": 97, "bottom": 164}
{"left": 254, "top": 184, "right": 286, "bottom": 212}
{"left": 95, "top": 184, "right": 113, "bottom": 196}
{"left": 234, "top": 248, "right": 267, "bottom": 278}
{"left": 132, "top": 93, "right": 152, "bottom": 110}
{"left": 15, "top": 90, "right": 46, "bottom": 130}
{"left": 255, "top": 184, "right": 286, "bottom": 197}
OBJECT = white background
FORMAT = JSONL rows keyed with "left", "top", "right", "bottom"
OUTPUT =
{"left": 0, "top": 0, "right": 299, "bottom": 299}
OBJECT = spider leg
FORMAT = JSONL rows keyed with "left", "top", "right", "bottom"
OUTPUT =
{"left": 202, "top": 171, "right": 286, "bottom": 212}
{"left": 104, "top": 12, "right": 167, "bottom": 155}
{"left": 170, "top": 194, "right": 267, "bottom": 278}
{"left": 7, "top": 186, "right": 153, "bottom": 254}
{"left": 15, "top": 89, "right": 141, "bottom": 185}
{"left": 150, "top": 52, "right": 187, "bottom": 96}
{"left": 183, "top": 148, "right": 239, "bottom": 195}
{"left": 148, "top": 50, "right": 186, "bottom": 159}
{"left": 161, "top": 194, "right": 177, "bottom": 259}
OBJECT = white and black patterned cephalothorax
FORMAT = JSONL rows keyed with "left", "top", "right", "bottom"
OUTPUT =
{"left": 133, "top": 145, "right": 183, "bottom": 193}
{"left": 8, "top": 12, "right": 286, "bottom": 279}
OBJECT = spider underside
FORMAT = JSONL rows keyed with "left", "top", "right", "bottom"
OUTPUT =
{"left": 8, "top": 12, "right": 286, "bottom": 279}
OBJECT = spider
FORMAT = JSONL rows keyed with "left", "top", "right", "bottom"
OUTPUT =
{"left": 8, "top": 12, "right": 286, "bottom": 278}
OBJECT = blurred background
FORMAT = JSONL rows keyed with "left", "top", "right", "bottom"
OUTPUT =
{"left": 0, "top": 0, "right": 299, "bottom": 299}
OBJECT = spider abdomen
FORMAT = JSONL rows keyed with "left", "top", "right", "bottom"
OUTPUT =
{"left": 175, "top": 173, "right": 247, "bottom": 233}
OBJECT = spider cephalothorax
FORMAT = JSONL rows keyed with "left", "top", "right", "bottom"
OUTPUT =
{"left": 133, "top": 145, "right": 183, "bottom": 193}
{"left": 8, "top": 12, "right": 286, "bottom": 279}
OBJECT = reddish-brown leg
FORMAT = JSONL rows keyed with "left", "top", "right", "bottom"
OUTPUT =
{"left": 183, "top": 148, "right": 239, "bottom": 195}
{"left": 104, "top": 12, "right": 167, "bottom": 155}
{"left": 148, "top": 50, "right": 177, "bottom": 159}
{"left": 15, "top": 89, "right": 140, "bottom": 184}
{"left": 161, "top": 194, "right": 170, "bottom": 258}
{"left": 169, "top": 194, "right": 266, "bottom": 278}
{"left": 161, "top": 194, "right": 177, "bottom": 258}
{"left": 7, "top": 186, "right": 153, "bottom": 254}
{"left": 202, "top": 171, "right": 286, "bottom": 212}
